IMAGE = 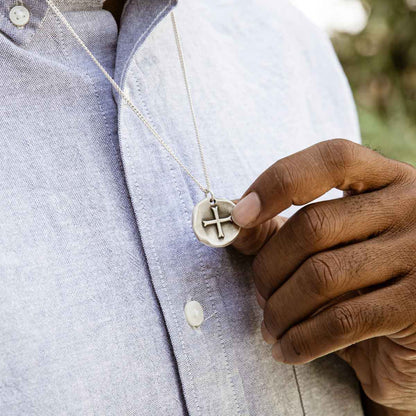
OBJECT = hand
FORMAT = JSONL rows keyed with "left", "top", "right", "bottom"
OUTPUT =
{"left": 231, "top": 139, "right": 416, "bottom": 414}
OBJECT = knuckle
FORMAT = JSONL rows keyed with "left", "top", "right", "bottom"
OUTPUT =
{"left": 298, "top": 205, "right": 329, "bottom": 245}
{"left": 321, "top": 139, "right": 356, "bottom": 168}
{"left": 329, "top": 138, "right": 356, "bottom": 160}
{"left": 266, "top": 162, "right": 297, "bottom": 200}
{"left": 328, "top": 305, "right": 357, "bottom": 337}
{"left": 291, "top": 204, "right": 340, "bottom": 250}
{"left": 305, "top": 253, "right": 341, "bottom": 298}
{"left": 318, "top": 139, "right": 359, "bottom": 185}
{"left": 279, "top": 164, "right": 297, "bottom": 196}
{"left": 283, "top": 326, "right": 312, "bottom": 361}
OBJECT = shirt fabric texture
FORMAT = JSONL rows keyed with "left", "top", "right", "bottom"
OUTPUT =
{"left": 0, "top": 0, "right": 364, "bottom": 415}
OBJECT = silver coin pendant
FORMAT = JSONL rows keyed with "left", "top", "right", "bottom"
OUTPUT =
{"left": 192, "top": 197, "right": 241, "bottom": 248}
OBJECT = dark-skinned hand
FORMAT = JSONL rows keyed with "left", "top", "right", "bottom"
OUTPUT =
{"left": 231, "top": 139, "right": 416, "bottom": 416}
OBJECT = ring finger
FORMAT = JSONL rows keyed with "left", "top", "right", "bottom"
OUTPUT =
{"left": 263, "top": 233, "right": 415, "bottom": 341}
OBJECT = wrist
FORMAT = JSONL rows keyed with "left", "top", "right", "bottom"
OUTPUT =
{"left": 363, "top": 395, "right": 416, "bottom": 416}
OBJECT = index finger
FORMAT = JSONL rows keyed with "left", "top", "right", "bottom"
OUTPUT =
{"left": 232, "top": 139, "right": 404, "bottom": 228}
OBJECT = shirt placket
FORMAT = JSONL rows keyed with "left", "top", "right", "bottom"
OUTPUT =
{"left": 115, "top": 1, "right": 249, "bottom": 415}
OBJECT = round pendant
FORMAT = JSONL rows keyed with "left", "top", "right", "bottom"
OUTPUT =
{"left": 192, "top": 197, "right": 241, "bottom": 248}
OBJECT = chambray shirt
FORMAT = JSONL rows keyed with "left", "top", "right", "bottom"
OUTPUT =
{"left": 0, "top": 0, "right": 364, "bottom": 415}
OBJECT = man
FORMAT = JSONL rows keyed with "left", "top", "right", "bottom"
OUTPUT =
{"left": 0, "top": 0, "right": 414, "bottom": 415}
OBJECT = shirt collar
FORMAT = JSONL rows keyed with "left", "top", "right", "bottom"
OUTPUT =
{"left": 0, "top": 0, "right": 104, "bottom": 46}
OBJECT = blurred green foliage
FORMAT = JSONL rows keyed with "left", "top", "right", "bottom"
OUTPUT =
{"left": 331, "top": 0, "right": 416, "bottom": 165}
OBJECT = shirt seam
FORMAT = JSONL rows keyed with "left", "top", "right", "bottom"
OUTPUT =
{"left": 293, "top": 366, "right": 306, "bottom": 416}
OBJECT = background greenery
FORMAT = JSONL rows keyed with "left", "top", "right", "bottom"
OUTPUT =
{"left": 331, "top": 0, "right": 416, "bottom": 165}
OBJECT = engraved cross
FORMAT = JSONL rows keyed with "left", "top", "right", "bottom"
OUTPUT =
{"left": 202, "top": 205, "right": 233, "bottom": 239}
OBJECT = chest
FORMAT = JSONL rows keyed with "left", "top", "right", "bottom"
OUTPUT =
{"left": 0, "top": 2, "right": 362, "bottom": 414}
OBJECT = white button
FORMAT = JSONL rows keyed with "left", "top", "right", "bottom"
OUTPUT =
{"left": 184, "top": 301, "right": 204, "bottom": 328}
{"left": 9, "top": 5, "right": 30, "bottom": 27}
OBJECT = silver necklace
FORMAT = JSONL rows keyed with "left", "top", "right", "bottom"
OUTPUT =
{"left": 46, "top": 0, "right": 240, "bottom": 248}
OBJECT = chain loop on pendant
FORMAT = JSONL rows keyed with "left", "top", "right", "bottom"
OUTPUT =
{"left": 204, "top": 190, "right": 216, "bottom": 205}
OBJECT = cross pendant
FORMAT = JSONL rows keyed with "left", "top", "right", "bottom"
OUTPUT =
{"left": 192, "top": 197, "right": 240, "bottom": 248}
{"left": 202, "top": 205, "right": 233, "bottom": 239}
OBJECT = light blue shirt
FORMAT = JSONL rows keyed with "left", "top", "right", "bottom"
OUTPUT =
{"left": 0, "top": 0, "right": 363, "bottom": 414}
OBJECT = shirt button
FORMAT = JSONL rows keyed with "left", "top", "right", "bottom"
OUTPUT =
{"left": 184, "top": 301, "right": 204, "bottom": 328}
{"left": 9, "top": 5, "right": 30, "bottom": 28}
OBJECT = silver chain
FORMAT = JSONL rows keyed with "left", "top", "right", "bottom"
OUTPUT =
{"left": 45, "top": 0, "right": 212, "bottom": 197}
{"left": 170, "top": 12, "right": 212, "bottom": 195}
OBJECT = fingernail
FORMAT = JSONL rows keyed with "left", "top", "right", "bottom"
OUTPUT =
{"left": 261, "top": 321, "right": 275, "bottom": 345}
{"left": 255, "top": 289, "right": 266, "bottom": 309}
{"left": 272, "top": 341, "right": 284, "bottom": 362}
{"left": 232, "top": 192, "right": 261, "bottom": 227}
